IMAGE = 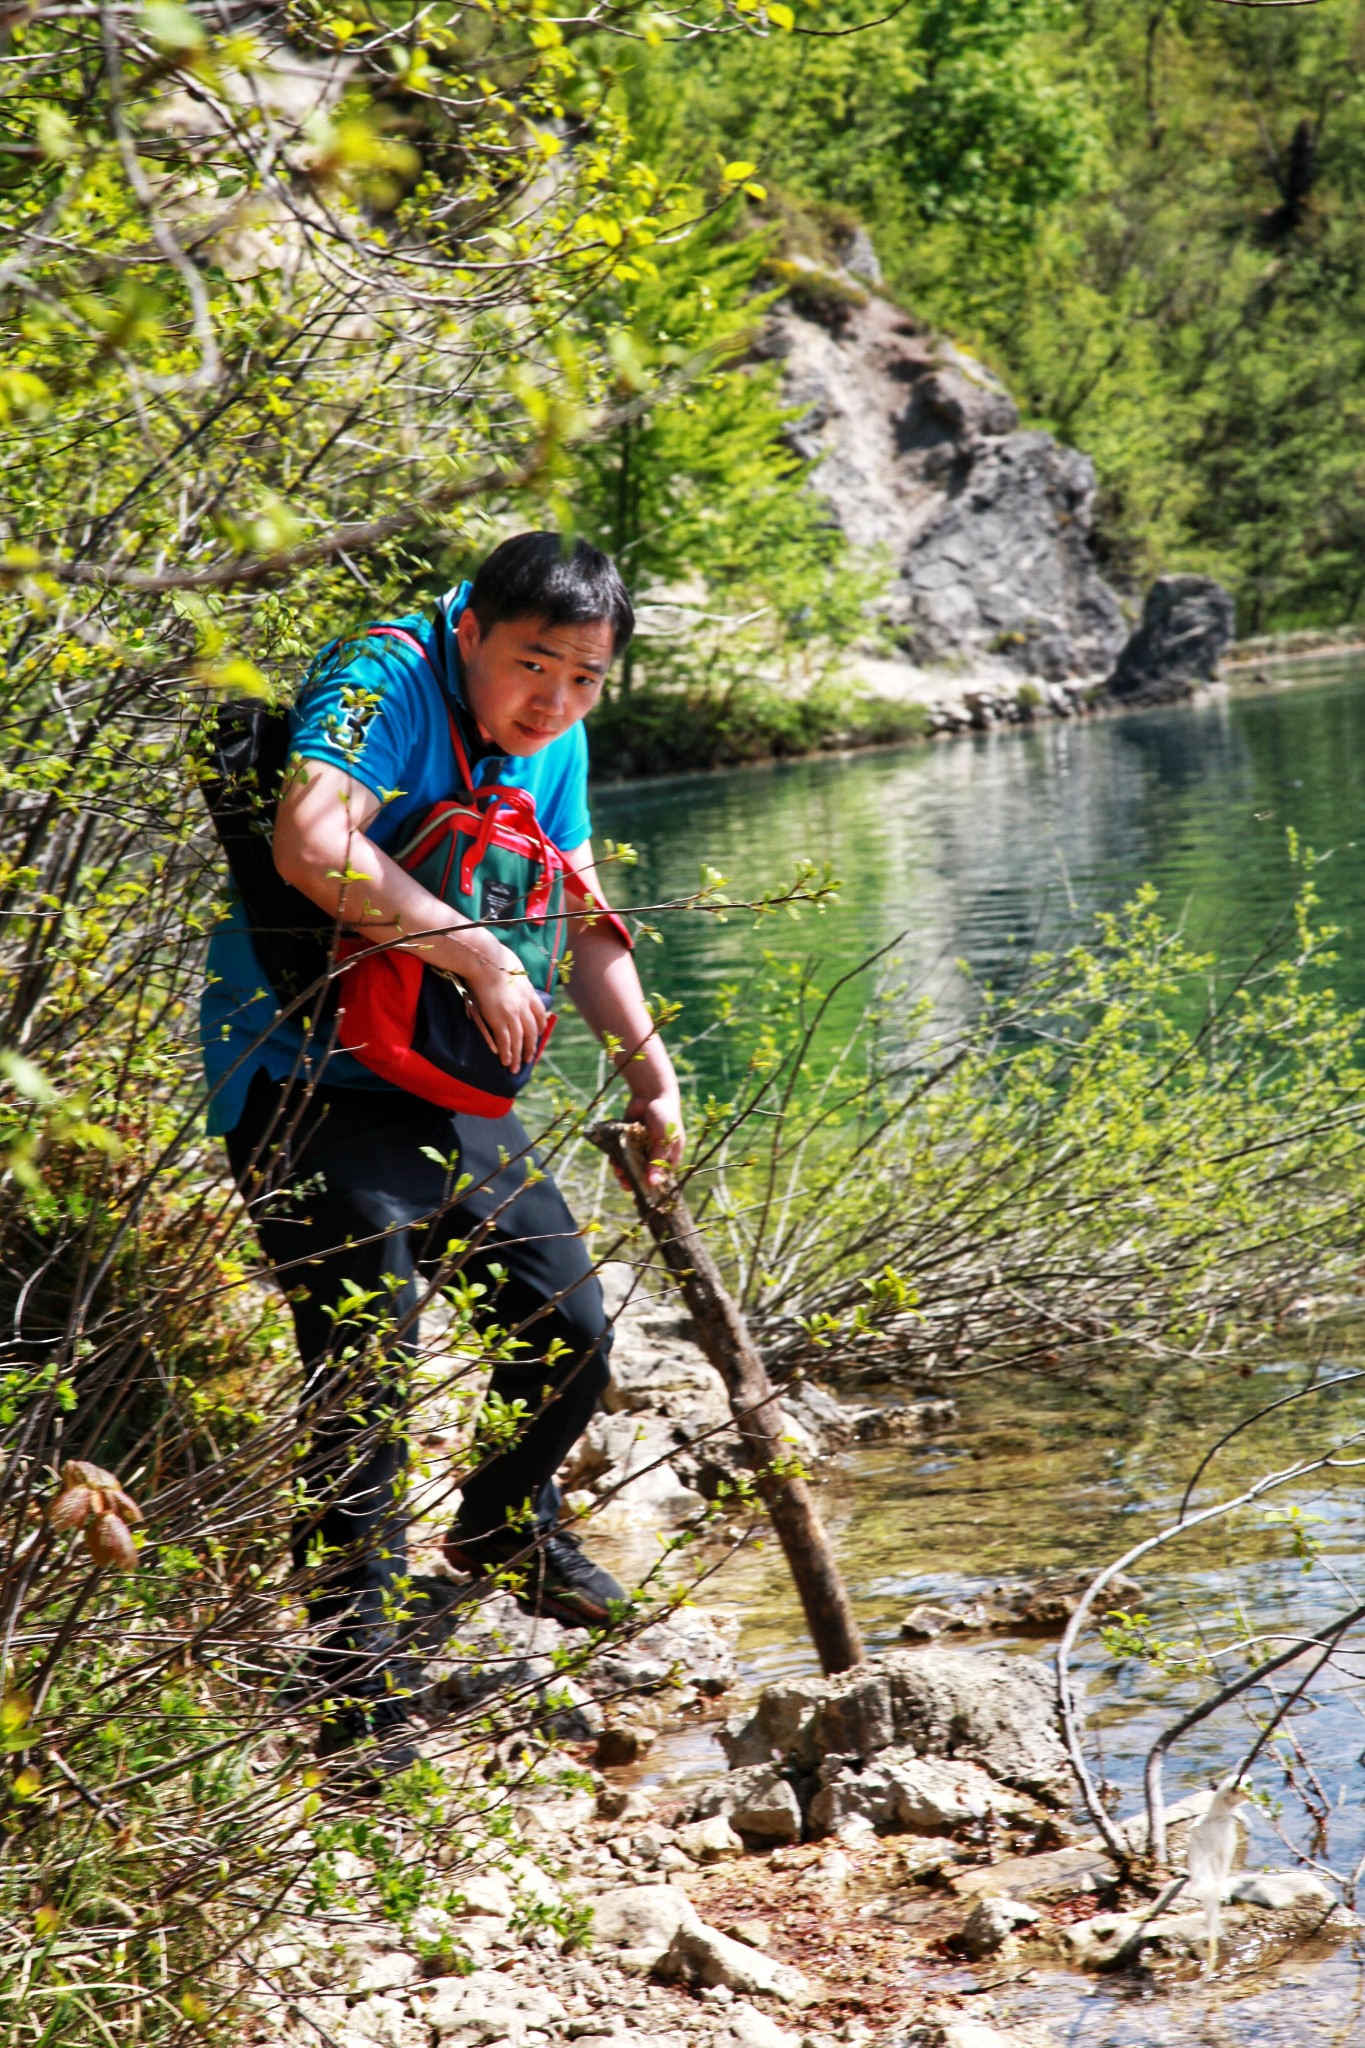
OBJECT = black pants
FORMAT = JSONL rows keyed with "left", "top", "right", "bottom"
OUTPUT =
{"left": 225, "top": 1070, "right": 611, "bottom": 1660}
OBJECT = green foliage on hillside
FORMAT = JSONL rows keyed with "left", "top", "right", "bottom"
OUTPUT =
{"left": 621, "top": 0, "right": 1365, "bottom": 635}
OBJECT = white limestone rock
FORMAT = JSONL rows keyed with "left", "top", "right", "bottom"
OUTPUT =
{"left": 690, "top": 1764, "right": 803, "bottom": 1844}
{"left": 453, "top": 1870, "right": 515, "bottom": 1919}
{"left": 589, "top": 1884, "right": 703, "bottom": 1969}
{"left": 721, "top": 1648, "right": 1067, "bottom": 1800}
{"left": 1231, "top": 1868, "right": 1336, "bottom": 1911}
{"left": 340, "top": 1993, "right": 426, "bottom": 2048}
{"left": 808, "top": 1747, "right": 1035, "bottom": 1838}
{"left": 344, "top": 1948, "right": 422, "bottom": 1994}
{"left": 725, "top": 2004, "right": 798, "bottom": 2048}
{"left": 655, "top": 1921, "right": 812, "bottom": 2003}
{"left": 422, "top": 1970, "right": 567, "bottom": 2044}
{"left": 955, "top": 1895, "right": 1040, "bottom": 1960}
{"left": 675, "top": 1815, "right": 745, "bottom": 1864}
{"left": 560, "top": 1410, "right": 706, "bottom": 1523}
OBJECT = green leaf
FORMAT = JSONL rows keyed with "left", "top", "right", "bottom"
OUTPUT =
{"left": 140, "top": 1, "right": 207, "bottom": 51}
{"left": 33, "top": 106, "right": 77, "bottom": 161}
{"left": 0, "top": 1052, "right": 58, "bottom": 1109}
{"left": 194, "top": 656, "right": 273, "bottom": 700}
{"left": 1, "top": 1692, "right": 33, "bottom": 1741}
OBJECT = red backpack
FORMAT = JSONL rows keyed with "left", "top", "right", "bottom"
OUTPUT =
{"left": 334, "top": 626, "right": 629, "bottom": 1116}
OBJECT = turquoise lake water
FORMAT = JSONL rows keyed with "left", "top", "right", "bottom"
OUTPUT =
{"left": 587, "top": 662, "right": 1365, "bottom": 1093}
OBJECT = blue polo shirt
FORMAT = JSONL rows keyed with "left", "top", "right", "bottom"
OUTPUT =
{"left": 199, "top": 585, "right": 592, "bottom": 1135}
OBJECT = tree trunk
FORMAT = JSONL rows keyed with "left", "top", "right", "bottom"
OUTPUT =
{"left": 615, "top": 419, "right": 634, "bottom": 695}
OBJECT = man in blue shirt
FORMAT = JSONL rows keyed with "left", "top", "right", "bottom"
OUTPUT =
{"left": 203, "top": 534, "right": 683, "bottom": 1778}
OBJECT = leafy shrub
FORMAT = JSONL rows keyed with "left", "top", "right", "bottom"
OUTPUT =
{"left": 589, "top": 680, "right": 929, "bottom": 779}
{"left": 655, "top": 852, "right": 1365, "bottom": 1390}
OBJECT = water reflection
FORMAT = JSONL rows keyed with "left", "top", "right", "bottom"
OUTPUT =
{"left": 584, "top": 663, "right": 1365, "bottom": 1090}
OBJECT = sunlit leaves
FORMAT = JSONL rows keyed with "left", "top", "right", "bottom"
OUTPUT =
{"left": 140, "top": 2, "right": 207, "bottom": 52}
{"left": 688, "top": 867, "right": 1365, "bottom": 1385}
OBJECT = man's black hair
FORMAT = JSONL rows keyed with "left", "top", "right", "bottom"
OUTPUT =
{"left": 469, "top": 531, "right": 634, "bottom": 656}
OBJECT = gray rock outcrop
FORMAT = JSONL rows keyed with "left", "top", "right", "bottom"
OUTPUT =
{"left": 1105, "top": 572, "right": 1236, "bottom": 703}
{"left": 769, "top": 275, "right": 1128, "bottom": 681}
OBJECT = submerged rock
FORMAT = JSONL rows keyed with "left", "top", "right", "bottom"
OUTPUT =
{"left": 901, "top": 1602, "right": 994, "bottom": 1641}
{"left": 902, "top": 1570, "right": 1143, "bottom": 1641}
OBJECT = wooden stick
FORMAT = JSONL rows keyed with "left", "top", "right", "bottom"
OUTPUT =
{"left": 589, "top": 1122, "right": 865, "bottom": 1676}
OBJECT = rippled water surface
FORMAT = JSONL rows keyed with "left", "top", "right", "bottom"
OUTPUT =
{"left": 585, "top": 664, "right": 1365, "bottom": 2044}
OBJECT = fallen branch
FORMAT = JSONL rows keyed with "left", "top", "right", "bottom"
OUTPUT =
{"left": 590, "top": 1120, "right": 865, "bottom": 1676}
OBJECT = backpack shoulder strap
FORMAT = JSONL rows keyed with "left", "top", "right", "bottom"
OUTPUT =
{"left": 364, "top": 623, "right": 476, "bottom": 792}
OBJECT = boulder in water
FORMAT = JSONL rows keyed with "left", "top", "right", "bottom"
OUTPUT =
{"left": 1106, "top": 573, "right": 1235, "bottom": 703}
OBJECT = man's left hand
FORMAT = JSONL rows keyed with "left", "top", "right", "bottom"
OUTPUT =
{"left": 624, "top": 1084, "right": 685, "bottom": 1189}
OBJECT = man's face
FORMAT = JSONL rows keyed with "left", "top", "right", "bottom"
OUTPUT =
{"left": 457, "top": 607, "right": 613, "bottom": 755}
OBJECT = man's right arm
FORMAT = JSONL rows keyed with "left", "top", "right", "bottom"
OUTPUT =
{"left": 273, "top": 757, "right": 547, "bottom": 1070}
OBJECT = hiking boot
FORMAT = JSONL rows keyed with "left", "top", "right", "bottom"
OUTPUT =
{"left": 442, "top": 1523, "right": 626, "bottom": 1629}
{"left": 314, "top": 1692, "right": 421, "bottom": 1791}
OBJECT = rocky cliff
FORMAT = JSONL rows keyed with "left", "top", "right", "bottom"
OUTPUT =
{"left": 767, "top": 272, "right": 1129, "bottom": 687}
